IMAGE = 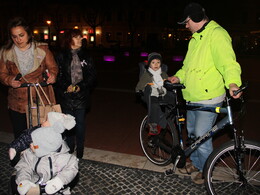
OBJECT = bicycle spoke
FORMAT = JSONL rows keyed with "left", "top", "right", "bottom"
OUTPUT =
{"left": 246, "top": 152, "right": 260, "bottom": 179}
{"left": 139, "top": 115, "right": 178, "bottom": 166}
{"left": 205, "top": 140, "right": 260, "bottom": 195}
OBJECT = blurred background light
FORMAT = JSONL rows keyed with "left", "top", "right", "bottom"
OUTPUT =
{"left": 140, "top": 52, "right": 148, "bottom": 57}
{"left": 124, "top": 51, "right": 129, "bottom": 56}
{"left": 103, "top": 55, "right": 115, "bottom": 62}
{"left": 172, "top": 56, "right": 184, "bottom": 62}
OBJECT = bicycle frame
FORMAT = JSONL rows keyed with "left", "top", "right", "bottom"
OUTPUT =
{"left": 183, "top": 99, "right": 232, "bottom": 157}
{"left": 170, "top": 95, "right": 248, "bottom": 181}
{"left": 140, "top": 82, "right": 256, "bottom": 191}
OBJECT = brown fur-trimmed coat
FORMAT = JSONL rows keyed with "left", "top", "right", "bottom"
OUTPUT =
{"left": 0, "top": 42, "right": 58, "bottom": 113}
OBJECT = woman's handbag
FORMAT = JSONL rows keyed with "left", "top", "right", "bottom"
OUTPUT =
{"left": 26, "top": 83, "right": 62, "bottom": 128}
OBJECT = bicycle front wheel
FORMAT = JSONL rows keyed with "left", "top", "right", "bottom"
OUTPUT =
{"left": 205, "top": 139, "right": 260, "bottom": 195}
{"left": 139, "top": 115, "right": 179, "bottom": 166}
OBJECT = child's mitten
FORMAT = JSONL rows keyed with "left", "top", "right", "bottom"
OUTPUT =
{"left": 45, "top": 177, "right": 64, "bottom": 194}
{"left": 17, "top": 180, "right": 36, "bottom": 195}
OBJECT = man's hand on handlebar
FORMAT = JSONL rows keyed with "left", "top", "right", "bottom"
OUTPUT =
{"left": 229, "top": 83, "right": 242, "bottom": 99}
{"left": 168, "top": 76, "right": 180, "bottom": 84}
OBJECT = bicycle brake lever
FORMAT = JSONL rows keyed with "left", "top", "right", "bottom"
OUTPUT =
{"left": 233, "top": 82, "right": 248, "bottom": 96}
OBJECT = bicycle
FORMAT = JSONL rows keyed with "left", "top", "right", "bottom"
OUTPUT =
{"left": 139, "top": 81, "right": 260, "bottom": 194}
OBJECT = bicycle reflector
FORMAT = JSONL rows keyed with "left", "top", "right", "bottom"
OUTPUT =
{"left": 215, "top": 107, "right": 220, "bottom": 113}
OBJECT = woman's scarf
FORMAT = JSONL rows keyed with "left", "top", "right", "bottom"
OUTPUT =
{"left": 71, "top": 49, "right": 83, "bottom": 85}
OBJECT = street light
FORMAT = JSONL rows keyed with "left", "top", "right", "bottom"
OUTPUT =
{"left": 46, "top": 20, "right": 51, "bottom": 45}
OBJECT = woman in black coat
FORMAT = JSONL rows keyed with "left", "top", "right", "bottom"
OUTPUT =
{"left": 55, "top": 29, "right": 97, "bottom": 158}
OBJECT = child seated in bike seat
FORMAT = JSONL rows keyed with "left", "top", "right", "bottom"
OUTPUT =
{"left": 9, "top": 112, "right": 78, "bottom": 195}
{"left": 136, "top": 52, "right": 175, "bottom": 135}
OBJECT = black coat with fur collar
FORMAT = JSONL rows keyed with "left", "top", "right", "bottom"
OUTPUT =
{"left": 55, "top": 47, "right": 97, "bottom": 110}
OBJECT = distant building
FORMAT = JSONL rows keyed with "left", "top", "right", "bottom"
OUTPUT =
{"left": 0, "top": 0, "right": 259, "bottom": 54}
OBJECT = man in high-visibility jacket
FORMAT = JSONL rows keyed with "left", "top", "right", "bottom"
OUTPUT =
{"left": 168, "top": 2, "right": 242, "bottom": 184}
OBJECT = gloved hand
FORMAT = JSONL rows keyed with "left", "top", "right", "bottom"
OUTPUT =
{"left": 17, "top": 180, "right": 36, "bottom": 195}
{"left": 9, "top": 148, "right": 16, "bottom": 160}
{"left": 45, "top": 177, "right": 64, "bottom": 194}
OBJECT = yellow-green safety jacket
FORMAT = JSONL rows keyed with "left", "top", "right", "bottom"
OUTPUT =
{"left": 175, "top": 20, "right": 242, "bottom": 102}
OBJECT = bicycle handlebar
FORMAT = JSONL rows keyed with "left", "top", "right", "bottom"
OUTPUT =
{"left": 19, "top": 82, "right": 49, "bottom": 88}
{"left": 186, "top": 82, "right": 249, "bottom": 114}
{"left": 233, "top": 82, "right": 248, "bottom": 96}
{"left": 14, "top": 71, "right": 50, "bottom": 88}
{"left": 163, "top": 80, "right": 186, "bottom": 90}
{"left": 187, "top": 105, "right": 228, "bottom": 113}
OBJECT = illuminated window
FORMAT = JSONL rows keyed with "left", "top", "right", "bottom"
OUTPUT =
{"left": 90, "top": 36, "right": 94, "bottom": 42}
{"left": 96, "top": 29, "right": 101, "bottom": 35}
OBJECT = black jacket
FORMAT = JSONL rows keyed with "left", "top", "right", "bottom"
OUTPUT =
{"left": 55, "top": 48, "right": 97, "bottom": 110}
{"left": 9, "top": 126, "right": 38, "bottom": 153}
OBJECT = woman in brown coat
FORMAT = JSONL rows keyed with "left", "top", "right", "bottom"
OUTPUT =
{"left": 0, "top": 17, "right": 58, "bottom": 139}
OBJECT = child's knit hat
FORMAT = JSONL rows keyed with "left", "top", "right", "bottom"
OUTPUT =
{"left": 148, "top": 52, "right": 162, "bottom": 66}
{"left": 31, "top": 112, "right": 76, "bottom": 157}
{"left": 48, "top": 112, "right": 76, "bottom": 130}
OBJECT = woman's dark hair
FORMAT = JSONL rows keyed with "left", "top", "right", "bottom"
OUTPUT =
{"left": 5, "top": 17, "right": 33, "bottom": 50}
{"left": 62, "top": 29, "right": 83, "bottom": 49}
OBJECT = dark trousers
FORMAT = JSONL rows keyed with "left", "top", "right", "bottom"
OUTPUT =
{"left": 8, "top": 109, "right": 27, "bottom": 139}
{"left": 143, "top": 86, "right": 176, "bottom": 128}
{"left": 62, "top": 108, "right": 86, "bottom": 158}
{"left": 148, "top": 96, "right": 168, "bottom": 128}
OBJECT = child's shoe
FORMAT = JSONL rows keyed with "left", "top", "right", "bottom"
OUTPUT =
{"left": 148, "top": 123, "right": 161, "bottom": 135}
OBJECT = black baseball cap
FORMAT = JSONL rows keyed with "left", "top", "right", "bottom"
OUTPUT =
{"left": 178, "top": 3, "right": 206, "bottom": 24}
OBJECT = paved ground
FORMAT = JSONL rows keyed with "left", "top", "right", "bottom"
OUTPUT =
{"left": 0, "top": 52, "right": 259, "bottom": 195}
{"left": 0, "top": 142, "right": 207, "bottom": 195}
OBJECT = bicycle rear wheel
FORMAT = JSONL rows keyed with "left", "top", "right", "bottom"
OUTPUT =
{"left": 205, "top": 140, "right": 260, "bottom": 195}
{"left": 139, "top": 115, "right": 179, "bottom": 166}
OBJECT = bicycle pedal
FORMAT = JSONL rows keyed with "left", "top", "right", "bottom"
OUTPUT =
{"left": 165, "top": 169, "right": 174, "bottom": 176}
